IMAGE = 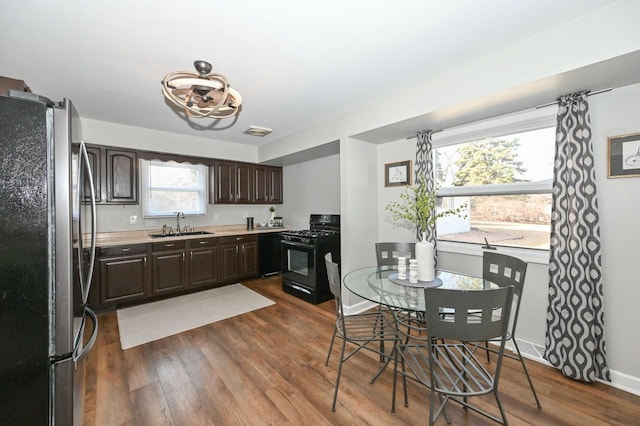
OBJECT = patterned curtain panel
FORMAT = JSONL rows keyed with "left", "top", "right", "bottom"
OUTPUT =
{"left": 415, "top": 131, "right": 437, "bottom": 248}
{"left": 544, "top": 92, "right": 610, "bottom": 382}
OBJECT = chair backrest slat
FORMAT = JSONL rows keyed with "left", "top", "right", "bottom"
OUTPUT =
{"left": 425, "top": 286, "right": 514, "bottom": 343}
{"left": 375, "top": 242, "right": 415, "bottom": 270}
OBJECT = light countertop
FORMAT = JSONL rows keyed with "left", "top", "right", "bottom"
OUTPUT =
{"left": 89, "top": 224, "right": 291, "bottom": 247}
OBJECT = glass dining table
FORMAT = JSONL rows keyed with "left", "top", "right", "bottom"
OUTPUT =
{"left": 343, "top": 266, "right": 499, "bottom": 383}
{"left": 343, "top": 266, "right": 499, "bottom": 312}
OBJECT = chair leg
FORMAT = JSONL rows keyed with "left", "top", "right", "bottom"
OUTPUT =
{"left": 331, "top": 338, "right": 347, "bottom": 412}
{"left": 377, "top": 309, "right": 386, "bottom": 362}
{"left": 391, "top": 345, "right": 409, "bottom": 413}
{"left": 325, "top": 327, "right": 338, "bottom": 366}
{"left": 511, "top": 338, "right": 542, "bottom": 408}
{"left": 391, "top": 346, "right": 399, "bottom": 413}
{"left": 493, "top": 389, "right": 509, "bottom": 425}
{"left": 402, "top": 351, "right": 408, "bottom": 408}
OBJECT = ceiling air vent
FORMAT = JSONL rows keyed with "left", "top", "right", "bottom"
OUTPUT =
{"left": 244, "top": 125, "right": 272, "bottom": 137}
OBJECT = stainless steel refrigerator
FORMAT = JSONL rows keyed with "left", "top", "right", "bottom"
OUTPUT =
{"left": 0, "top": 92, "right": 98, "bottom": 424}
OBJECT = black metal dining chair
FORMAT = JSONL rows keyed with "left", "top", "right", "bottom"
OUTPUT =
{"left": 393, "top": 285, "right": 515, "bottom": 425}
{"left": 480, "top": 251, "right": 542, "bottom": 408}
{"left": 324, "top": 252, "right": 400, "bottom": 412}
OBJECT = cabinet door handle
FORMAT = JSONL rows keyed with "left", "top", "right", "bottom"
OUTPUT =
{"left": 241, "top": 244, "right": 245, "bottom": 253}
{"left": 143, "top": 257, "right": 147, "bottom": 266}
{"left": 235, "top": 246, "right": 239, "bottom": 254}
{"left": 121, "top": 247, "right": 131, "bottom": 252}
{"left": 182, "top": 252, "right": 185, "bottom": 260}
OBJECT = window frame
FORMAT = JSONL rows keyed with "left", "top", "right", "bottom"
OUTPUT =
{"left": 431, "top": 107, "right": 557, "bottom": 263}
{"left": 140, "top": 159, "right": 208, "bottom": 218}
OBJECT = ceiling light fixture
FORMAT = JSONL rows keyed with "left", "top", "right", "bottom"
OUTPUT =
{"left": 244, "top": 125, "right": 272, "bottom": 137}
{"left": 161, "top": 60, "right": 242, "bottom": 119}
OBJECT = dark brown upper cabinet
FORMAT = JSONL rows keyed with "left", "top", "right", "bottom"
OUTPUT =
{"left": 268, "top": 166, "right": 283, "bottom": 204}
{"left": 211, "top": 160, "right": 282, "bottom": 205}
{"left": 254, "top": 165, "right": 283, "bottom": 204}
{"left": 106, "top": 149, "right": 138, "bottom": 203}
{"left": 81, "top": 144, "right": 138, "bottom": 205}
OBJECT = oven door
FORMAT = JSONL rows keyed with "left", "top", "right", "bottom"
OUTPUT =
{"left": 281, "top": 240, "right": 316, "bottom": 289}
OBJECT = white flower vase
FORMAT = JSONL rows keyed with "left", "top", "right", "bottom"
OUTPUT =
{"left": 416, "top": 231, "right": 435, "bottom": 282}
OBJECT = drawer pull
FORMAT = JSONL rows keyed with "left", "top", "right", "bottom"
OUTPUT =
{"left": 165, "top": 243, "right": 175, "bottom": 247}
{"left": 199, "top": 241, "right": 208, "bottom": 245}
{"left": 121, "top": 248, "right": 131, "bottom": 252}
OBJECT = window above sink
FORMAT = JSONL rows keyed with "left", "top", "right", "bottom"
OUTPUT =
{"left": 140, "top": 159, "right": 208, "bottom": 217}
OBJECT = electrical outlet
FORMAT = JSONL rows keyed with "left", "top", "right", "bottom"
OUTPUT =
{"left": 129, "top": 215, "right": 137, "bottom": 224}
{"left": 213, "top": 213, "right": 220, "bottom": 220}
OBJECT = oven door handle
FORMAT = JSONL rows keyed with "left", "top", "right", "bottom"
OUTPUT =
{"left": 282, "top": 240, "right": 314, "bottom": 250}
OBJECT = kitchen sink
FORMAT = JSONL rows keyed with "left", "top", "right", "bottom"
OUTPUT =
{"left": 149, "top": 230, "right": 214, "bottom": 238}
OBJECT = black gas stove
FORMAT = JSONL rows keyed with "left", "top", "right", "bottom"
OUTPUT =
{"left": 281, "top": 229, "right": 339, "bottom": 244}
{"left": 281, "top": 214, "right": 340, "bottom": 304}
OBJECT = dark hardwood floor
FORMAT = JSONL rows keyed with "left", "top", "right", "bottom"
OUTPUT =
{"left": 84, "top": 276, "right": 640, "bottom": 425}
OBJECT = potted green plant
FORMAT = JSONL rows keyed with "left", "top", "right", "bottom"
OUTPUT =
{"left": 385, "top": 175, "right": 467, "bottom": 235}
{"left": 385, "top": 174, "right": 467, "bottom": 281}
{"left": 268, "top": 205, "right": 276, "bottom": 226}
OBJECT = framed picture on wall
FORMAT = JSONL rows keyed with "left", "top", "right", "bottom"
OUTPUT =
{"left": 385, "top": 160, "right": 412, "bottom": 187}
{"left": 608, "top": 132, "right": 640, "bottom": 178}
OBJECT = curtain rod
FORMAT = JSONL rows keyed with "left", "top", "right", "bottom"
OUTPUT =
{"left": 406, "top": 129, "right": 443, "bottom": 140}
{"left": 406, "top": 88, "right": 613, "bottom": 140}
{"left": 534, "top": 87, "right": 612, "bottom": 109}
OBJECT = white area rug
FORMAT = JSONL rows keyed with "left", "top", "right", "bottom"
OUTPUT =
{"left": 116, "top": 284, "right": 274, "bottom": 350}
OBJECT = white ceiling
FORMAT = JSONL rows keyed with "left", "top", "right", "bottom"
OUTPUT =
{"left": 0, "top": 0, "right": 623, "bottom": 146}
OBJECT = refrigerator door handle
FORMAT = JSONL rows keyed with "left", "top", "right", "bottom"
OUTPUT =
{"left": 72, "top": 305, "right": 98, "bottom": 362}
{"left": 78, "top": 140, "right": 97, "bottom": 304}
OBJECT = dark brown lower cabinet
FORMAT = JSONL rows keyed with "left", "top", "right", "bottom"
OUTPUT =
{"left": 98, "top": 244, "right": 149, "bottom": 305}
{"left": 188, "top": 237, "right": 220, "bottom": 288}
{"left": 94, "top": 233, "right": 262, "bottom": 309}
{"left": 220, "top": 235, "right": 258, "bottom": 282}
{"left": 151, "top": 240, "right": 187, "bottom": 294}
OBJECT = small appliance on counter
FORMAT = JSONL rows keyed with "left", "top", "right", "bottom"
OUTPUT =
{"left": 257, "top": 216, "right": 284, "bottom": 228}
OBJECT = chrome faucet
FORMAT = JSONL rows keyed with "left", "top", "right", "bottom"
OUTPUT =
{"left": 176, "top": 212, "right": 185, "bottom": 233}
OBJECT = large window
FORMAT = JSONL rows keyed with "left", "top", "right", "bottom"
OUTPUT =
{"left": 434, "top": 110, "right": 556, "bottom": 250}
{"left": 140, "top": 159, "right": 207, "bottom": 217}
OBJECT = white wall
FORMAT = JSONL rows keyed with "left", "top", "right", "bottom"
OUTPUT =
{"left": 377, "top": 140, "right": 419, "bottom": 243}
{"left": 278, "top": 154, "right": 341, "bottom": 230}
{"left": 340, "top": 137, "right": 378, "bottom": 307}
{"left": 83, "top": 118, "right": 258, "bottom": 162}
{"left": 589, "top": 82, "right": 640, "bottom": 388}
